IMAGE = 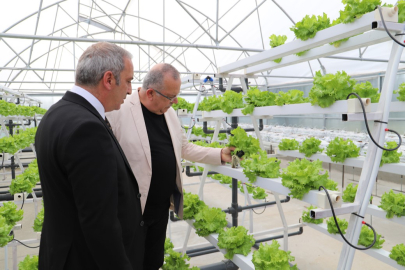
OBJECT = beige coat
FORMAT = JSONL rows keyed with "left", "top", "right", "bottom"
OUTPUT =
{"left": 106, "top": 91, "right": 222, "bottom": 218}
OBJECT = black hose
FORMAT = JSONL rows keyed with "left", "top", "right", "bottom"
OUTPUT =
{"left": 377, "top": 6, "right": 405, "bottom": 48}
{"left": 318, "top": 186, "right": 376, "bottom": 250}
{"left": 346, "top": 92, "right": 402, "bottom": 151}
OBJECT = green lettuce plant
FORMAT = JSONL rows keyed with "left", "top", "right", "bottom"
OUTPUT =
{"left": 299, "top": 137, "right": 323, "bottom": 157}
{"left": 18, "top": 255, "right": 39, "bottom": 270}
{"left": 242, "top": 87, "right": 277, "bottom": 115}
{"left": 379, "top": 190, "right": 405, "bottom": 219}
{"left": 217, "top": 226, "right": 255, "bottom": 259}
{"left": 33, "top": 207, "right": 44, "bottom": 232}
{"left": 326, "top": 217, "right": 348, "bottom": 234}
{"left": 275, "top": 90, "right": 309, "bottom": 106}
{"left": 182, "top": 192, "right": 207, "bottom": 220}
{"left": 0, "top": 216, "right": 13, "bottom": 247}
{"left": 227, "top": 127, "right": 261, "bottom": 158}
{"left": 358, "top": 225, "right": 384, "bottom": 249}
{"left": 269, "top": 34, "right": 287, "bottom": 63}
{"left": 339, "top": 0, "right": 382, "bottom": 24}
{"left": 309, "top": 71, "right": 356, "bottom": 108}
{"left": 394, "top": 82, "right": 405, "bottom": 101}
{"left": 164, "top": 238, "right": 174, "bottom": 254}
{"left": 253, "top": 187, "right": 268, "bottom": 200}
{"left": 193, "top": 207, "right": 227, "bottom": 236}
{"left": 198, "top": 95, "right": 222, "bottom": 112}
{"left": 162, "top": 249, "right": 199, "bottom": 270}
{"left": 240, "top": 150, "right": 280, "bottom": 183}
{"left": 278, "top": 138, "right": 299, "bottom": 151}
{"left": 380, "top": 141, "right": 402, "bottom": 167}
{"left": 390, "top": 243, "right": 405, "bottom": 267}
{"left": 351, "top": 81, "right": 380, "bottom": 103}
{"left": 0, "top": 202, "right": 23, "bottom": 226}
{"left": 281, "top": 159, "right": 338, "bottom": 200}
{"left": 290, "top": 13, "right": 330, "bottom": 41}
{"left": 325, "top": 137, "right": 360, "bottom": 163}
{"left": 342, "top": 183, "right": 372, "bottom": 203}
{"left": 252, "top": 240, "right": 298, "bottom": 270}
{"left": 220, "top": 91, "right": 244, "bottom": 114}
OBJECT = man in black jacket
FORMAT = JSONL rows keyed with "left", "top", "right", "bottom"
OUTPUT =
{"left": 35, "top": 42, "right": 144, "bottom": 269}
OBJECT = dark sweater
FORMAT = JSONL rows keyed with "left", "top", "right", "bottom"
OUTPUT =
{"left": 141, "top": 103, "right": 177, "bottom": 219}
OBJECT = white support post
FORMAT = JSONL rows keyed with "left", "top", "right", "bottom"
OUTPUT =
{"left": 197, "top": 166, "right": 209, "bottom": 200}
{"left": 181, "top": 225, "right": 193, "bottom": 255}
{"left": 338, "top": 28, "right": 405, "bottom": 269}
{"left": 186, "top": 84, "right": 204, "bottom": 140}
{"left": 243, "top": 184, "right": 254, "bottom": 233}
{"left": 274, "top": 192, "right": 289, "bottom": 251}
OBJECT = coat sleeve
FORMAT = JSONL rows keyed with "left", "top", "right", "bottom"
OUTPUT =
{"left": 179, "top": 121, "right": 222, "bottom": 165}
{"left": 61, "top": 120, "right": 133, "bottom": 270}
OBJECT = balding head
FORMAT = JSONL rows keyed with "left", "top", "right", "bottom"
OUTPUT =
{"left": 142, "top": 63, "right": 180, "bottom": 91}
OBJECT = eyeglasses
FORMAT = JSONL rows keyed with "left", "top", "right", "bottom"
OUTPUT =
{"left": 151, "top": 88, "right": 178, "bottom": 103}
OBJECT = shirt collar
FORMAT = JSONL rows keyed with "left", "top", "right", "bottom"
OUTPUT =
{"left": 70, "top": 85, "right": 105, "bottom": 119}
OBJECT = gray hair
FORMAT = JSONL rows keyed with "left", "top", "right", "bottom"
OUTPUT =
{"left": 142, "top": 63, "right": 180, "bottom": 90}
{"left": 75, "top": 42, "right": 132, "bottom": 87}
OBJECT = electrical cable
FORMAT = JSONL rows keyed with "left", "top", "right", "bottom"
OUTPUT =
{"left": 377, "top": 6, "right": 405, "bottom": 48}
{"left": 318, "top": 186, "right": 376, "bottom": 250}
{"left": 346, "top": 92, "right": 402, "bottom": 151}
{"left": 20, "top": 191, "right": 25, "bottom": 210}
{"left": 251, "top": 197, "right": 266, "bottom": 215}
{"left": 11, "top": 236, "right": 39, "bottom": 249}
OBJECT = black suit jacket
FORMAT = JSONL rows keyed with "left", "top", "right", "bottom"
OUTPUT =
{"left": 35, "top": 91, "right": 144, "bottom": 270}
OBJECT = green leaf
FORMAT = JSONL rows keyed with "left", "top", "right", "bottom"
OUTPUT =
{"left": 309, "top": 70, "right": 356, "bottom": 108}
{"left": 220, "top": 91, "right": 244, "bottom": 114}
{"left": 358, "top": 225, "right": 384, "bottom": 249}
{"left": 252, "top": 240, "right": 298, "bottom": 270}
{"left": 281, "top": 159, "right": 338, "bottom": 199}
{"left": 299, "top": 137, "right": 323, "bottom": 157}
{"left": 342, "top": 183, "right": 373, "bottom": 203}
{"left": 394, "top": 82, "right": 405, "bottom": 101}
{"left": 33, "top": 206, "right": 44, "bottom": 232}
{"left": 182, "top": 192, "right": 207, "bottom": 220}
{"left": 390, "top": 243, "right": 405, "bottom": 267}
{"left": 227, "top": 127, "right": 261, "bottom": 158}
{"left": 193, "top": 207, "right": 227, "bottom": 237}
{"left": 0, "top": 216, "right": 13, "bottom": 247}
{"left": 275, "top": 90, "right": 308, "bottom": 106}
{"left": 269, "top": 35, "right": 287, "bottom": 63}
{"left": 278, "top": 139, "right": 299, "bottom": 151}
{"left": 240, "top": 150, "right": 280, "bottom": 183}
{"left": 302, "top": 205, "right": 323, "bottom": 224}
{"left": 326, "top": 217, "right": 348, "bottom": 234}
{"left": 378, "top": 190, "right": 405, "bottom": 219}
{"left": 253, "top": 187, "right": 268, "bottom": 200}
{"left": 325, "top": 137, "right": 360, "bottom": 163}
{"left": 339, "top": 0, "right": 382, "bottom": 24}
{"left": 18, "top": 255, "right": 39, "bottom": 270}
{"left": 399, "top": 1, "right": 405, "bottom": 23}
{"left": 0, "top": 202, "right": 23, "bottom": 226}
{"left": 164, "top": 238, "right": 175, "bottom": 254}
{"left": 350, "top": 81, "right": 380, "bottom": 103}
{"left": 162, "top": 249, "right": 199, "bottom": 270}
{"left": 380, "top": 141, "right": 402, "bottom": 167}
{"left": 290, "top": 13, "right": 330, "bottom": 41}
{"left": 217, "top": 226, "right": 255, "bottom": 259}
{"left": 198, "top": 95, "right": 222, "bottom": 112}
{"left": 242, "top": 87, "right": 277, "bottom": 115}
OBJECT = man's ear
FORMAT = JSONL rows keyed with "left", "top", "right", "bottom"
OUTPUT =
{"left": 145, "top": 88, "right": 154, "bottom": 100}
{"left": 102, "top": 71, "right": 114, "bottom": 90}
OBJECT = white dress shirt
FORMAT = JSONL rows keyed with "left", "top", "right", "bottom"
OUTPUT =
{"left": 70, "top": 85, "right": 105, "bottom": 119}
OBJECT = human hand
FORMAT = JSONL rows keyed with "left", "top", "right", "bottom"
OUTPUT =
{"left": 220, "top": 147, "right": 235, "bottom": 163}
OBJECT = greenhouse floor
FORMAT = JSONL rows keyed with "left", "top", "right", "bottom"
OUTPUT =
{"left": 0, "top": 155, "right": 404, "bottom": 270}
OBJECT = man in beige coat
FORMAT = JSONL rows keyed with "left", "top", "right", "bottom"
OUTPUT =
{"left": 106, "top": 63, "right": 233, "bottom": 269}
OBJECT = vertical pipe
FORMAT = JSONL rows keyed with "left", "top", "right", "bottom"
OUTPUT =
{"left": 231, "top": 178, "right": 238, "bottom": 227}
{"left": 216, "top": 0, "right": 219, "bottom": 44}
{"left": 9, "top": 121, "right": 15, "bottom": 179}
